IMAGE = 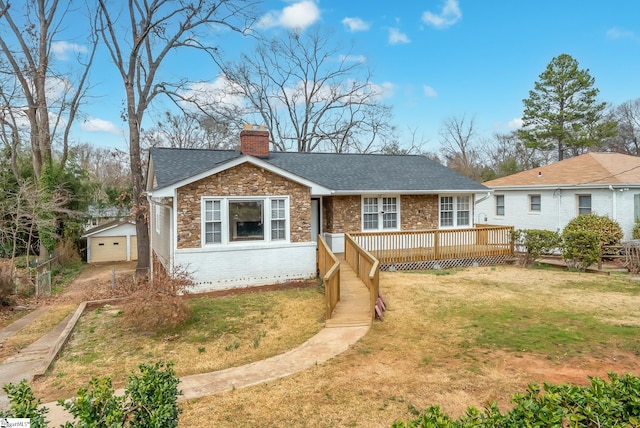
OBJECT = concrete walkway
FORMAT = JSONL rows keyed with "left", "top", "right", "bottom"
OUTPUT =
{"left": 0, "top": 263, "right": 372, "bottom": 425}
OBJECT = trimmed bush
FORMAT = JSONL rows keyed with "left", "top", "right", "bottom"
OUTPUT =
{"left": 562, "top": 230, "right": 600, "bottom": 271}
{"left": 511, "top": 229, "right": 561, "bottom": 266}
{"left": 633, "top": 218, "right": 640, "bottom": 240}
{"left": 563, "top": 213, "right": 623, "bottom": 256}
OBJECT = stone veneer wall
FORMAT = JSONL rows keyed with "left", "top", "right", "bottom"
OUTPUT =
{"left": 323, "top": 195, "right": 361, "bottom": 233}
{"left": 323, "top": 194, "right": 439, "bottom": 233}
{"left": 176, "top": 163, "right": 310, "bottom": 248}
{"left": 401, "top": 194, "right": 439, "bottom": 230}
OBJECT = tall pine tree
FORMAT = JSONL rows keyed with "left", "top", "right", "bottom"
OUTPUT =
{"left": 519, "top": 54, "right": 616, "bottom": 161}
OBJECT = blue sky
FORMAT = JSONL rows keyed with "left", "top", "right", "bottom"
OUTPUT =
{"left": 70, "top": 0, "right": 640, "bottom": 152}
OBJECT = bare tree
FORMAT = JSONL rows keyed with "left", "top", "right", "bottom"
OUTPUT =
{"left": 439, "top": 115, "right": 485, "bottom": 180}
{"left": 482, "top": 130, "right": 549, "bottom": 179}
{"left": 221, "top": 26, "right": 395, "bottom": 153}
{"left": 604, "top": 99, "right": 640, "bottom": 156}
{"left": 142, "top": 111, "right": 240, "bottom": 150}
{"left": 0, "top": 0, "right": 98, "bottom": 180}
{"left": 97, "top": 0, "right": 256, "bottom": 273}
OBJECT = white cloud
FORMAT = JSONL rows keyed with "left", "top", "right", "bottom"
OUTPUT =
{"left": 51, "top": 41, "right": 88, "bottom": 60}
{"left": 388, "top": 28, "right": 410, "bottom": 45}
{"left": 180, "top": 76, "right": 246, "bottom": 110}
{"left": 369, "top": 81, "right": 395, "bottom": 99}
{"left": 422, "top": 0, "right": 462, "bottom": 29}
{"left": 339, "top": 54, "right": 367, "bottom": 63}
{"left": 606, "top": 27, "right": 639, "bottom": 42}
{"left": 423, "top": 85, "right": 437, "bottom": 97}
{"left": 258, "top": 1, "right": 320, "bottom": 31}
{"left": 341, "top": 17, "right": 370, "bottom": 32}
{"left": 506, "top": 117, "right": 523, "bottom": 130}
{"left": 81, "top": 118, "right": 121, "bottom": 134}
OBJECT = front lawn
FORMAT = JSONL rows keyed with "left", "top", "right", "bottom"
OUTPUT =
{"left": 179, "top": 266, "right": 640, "bottom": 427}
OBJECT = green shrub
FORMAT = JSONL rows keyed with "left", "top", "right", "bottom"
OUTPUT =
{"left": 562, "top": 230, "right": 600, "bottom": 271}
{"left": 511, "top": 229, "right": 561, "bottom": 266}
{"left": 392, "top": 372, "right": 640, "bottom": 427}
{"left": 1, "top": 361, "right": 181, "bottom": 427}
{"left": 563, "top": 213, "right": 623, "bottom": 256}
{"left": 0, "top": 380, "right": 49, "bottom": 428}
{"left": 633, "top": 218, "right": 640, "bottom": 240}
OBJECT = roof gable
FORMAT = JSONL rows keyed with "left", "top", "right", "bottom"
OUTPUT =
{"left": 484, "top": 152, "right": 640, "bottom": 188}
{"left": 82, "top": 219, "right": 135, "bottom": 238}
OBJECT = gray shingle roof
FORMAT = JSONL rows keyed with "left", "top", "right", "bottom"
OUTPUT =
{"left": 149, "top": 148, "right": 487, "bottom": 193}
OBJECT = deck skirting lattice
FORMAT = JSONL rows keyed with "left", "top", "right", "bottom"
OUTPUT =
{"left": 380, "top": 255, "right": 510, "bottom": 271}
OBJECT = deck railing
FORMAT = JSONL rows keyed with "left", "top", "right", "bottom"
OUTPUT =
{"left": 318, "top": 234, "right": 340, "bottom": 320}
{"left": 344, "top": 233, "right": 380, "bottom": 320}
{"left": 349, "top": 225, "right": 514, "bottom": 265}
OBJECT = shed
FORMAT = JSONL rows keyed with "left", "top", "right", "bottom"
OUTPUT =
{"left": 82, "top": 220, "right": 138, "bottom": 263}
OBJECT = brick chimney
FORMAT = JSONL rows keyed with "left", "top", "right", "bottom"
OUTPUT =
{"left": 240, "top": 124, "right": 270, "bottom": 158}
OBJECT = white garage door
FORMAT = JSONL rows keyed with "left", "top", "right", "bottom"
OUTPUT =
{"left": 90, "top": 236, "right": 127, "bottom": 263}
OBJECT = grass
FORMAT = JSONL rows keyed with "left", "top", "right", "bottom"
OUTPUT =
{"left": 0, "top": 305, "right": 76, "bottom": 361}
{"left": 32, "top": 286, "right": 325, "bottom": 401}
{"left": 175, "top": 266, "right": 640, "bottom": 427}
{"left": 20, "top": 265, "right": 640, "bottom": 427}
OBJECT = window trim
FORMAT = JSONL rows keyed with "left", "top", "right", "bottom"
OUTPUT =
{"left": 577, "top": 194, "right": 592, "bottom": 215}
{"left": 529, "top": 194, "right": 541, "bottom": 212}
{"left": 495, "top": 194, "right": 505, "bottom": 216}
{"left": 201, "top": 196, "right": 290, "bottom": 246}
{"left": 360, "top": 195, "right": 400, "bottom": 232}
{"left": 439, "top": 194, "right": 472, "bottom": 228}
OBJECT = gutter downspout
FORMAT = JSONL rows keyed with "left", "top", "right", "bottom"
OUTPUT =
{"left": 609, "top": 185, "right": 617, "bottom": 221}
{"left": 474, "top": 191, "right": 491, "bottom": 225}
{"left": 145, "top": 192, "right": 154, "bottom": 283}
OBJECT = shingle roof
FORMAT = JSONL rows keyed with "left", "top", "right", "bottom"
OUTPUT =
{"left": 149, "top": 148, "right": 487, "bottom": 193}
{"left": 483, "top": 152, "right": 640, "bottom": 187}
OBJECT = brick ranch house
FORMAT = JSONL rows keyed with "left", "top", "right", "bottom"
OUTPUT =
{"left": 145, "top": 127, "right": 489, "bottom": 292}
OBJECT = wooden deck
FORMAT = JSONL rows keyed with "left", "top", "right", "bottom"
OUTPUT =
{"left": 324, "top": 259, "right": 371, "bottom": 328}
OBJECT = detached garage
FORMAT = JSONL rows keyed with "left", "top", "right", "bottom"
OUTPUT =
{"left": 83, "top": 220, "right": 138, "bottom": 263}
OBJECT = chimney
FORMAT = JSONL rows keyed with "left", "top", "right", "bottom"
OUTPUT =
{"left": 240, "top": 124, "right": 270, "bottom": 158}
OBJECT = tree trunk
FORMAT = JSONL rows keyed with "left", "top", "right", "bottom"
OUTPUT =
{"left": 127, "top": 86, "right": 150, "bottom": 274}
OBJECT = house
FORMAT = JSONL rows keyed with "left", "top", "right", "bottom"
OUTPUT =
{"left": 145, "top": 126, "right": 489, "bottom": 292}
{"left": 84, "top": 205, "right": 130, "bottom": 230}
{"left": 83, "top": 219, "right": 137, "bottom": 263}
{"left": 475, "top": 152, "right": 640, "bottom": 239}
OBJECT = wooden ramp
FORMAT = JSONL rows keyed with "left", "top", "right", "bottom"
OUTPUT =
{"left": 325, "top": 260, "right": 372, "bottom": 328}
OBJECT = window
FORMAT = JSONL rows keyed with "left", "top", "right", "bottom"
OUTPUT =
{"left": 577, "top": 195, "right": 592, "bottom": 215}
{"left": 229, "top": 200, "right": 264, "bottom": 241}
{"left": 362, "top": 196, "right": 398, "bottom": 231}
{"left": 271, "top": 199, "right": 286, "bottom": 240}
{"left": 529, "top": 194, "right": 541, "bottom": 212}
{"left": 204, "top": 200, "right": 222, "bottom": 244}
{"left": 203, "top": 197, "right": 288, "bottom": 245}
{"left": 635, "top": 194, "right": 640, "bottom": 220}
{"left": 440, "top": 195, "right": 471, "bottom": 227}
{"left": 495, "top": 195, "right": 505, "bottom": 216}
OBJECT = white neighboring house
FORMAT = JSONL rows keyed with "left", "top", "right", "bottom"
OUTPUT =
{"left": 475, "top": 152, "right": 640, "bottom": 239}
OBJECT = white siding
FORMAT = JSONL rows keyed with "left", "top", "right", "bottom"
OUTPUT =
{"left": 476, "top": 187, "right": 640, "bottom": 239}
{"left": 151, "top": 203, "right": 172, "bottom": 269}
{"left": 174, "top": 242, "right": 317, "bottom": 292}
